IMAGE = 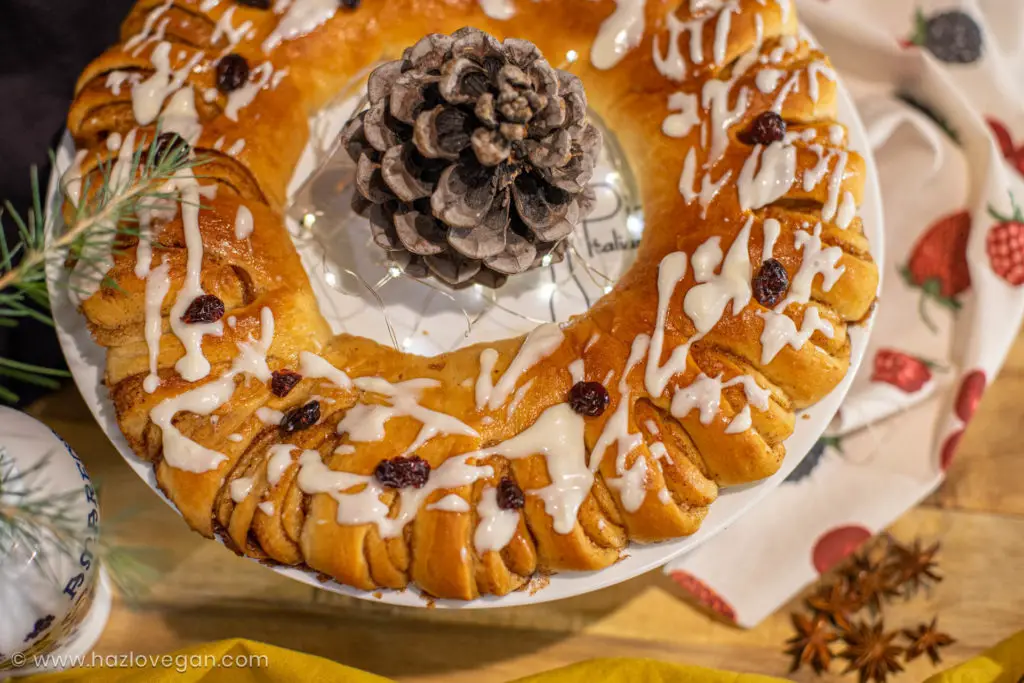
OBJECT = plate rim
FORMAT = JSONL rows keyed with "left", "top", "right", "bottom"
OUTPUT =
{"left": 43, "top": 29, "right": 884, "bottom": 609}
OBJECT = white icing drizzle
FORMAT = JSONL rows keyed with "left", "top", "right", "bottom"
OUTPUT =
{"left": 105, "top": 71, "right": 142, "bottom": 96}
{"left": 658, "top": 487, "right": 673, "bottom": 504}
{"left": 568, "top": 359, "right": 585, "bottom": 384}
{"left": 143, "top": 258, "right": 172, "bottom": 394}
{"left": 234, "top": 204, "right": 254, "bottom": 240}
{"left": 806, "top": 61, "right": 836, "bottom": 103}
{"left": 662, "top": 91, "right": 700, "bottom": 138}
{"left": 228, "top": 433, "right": 244, "bottom": 443}
{"left": 606, "top": 456, "right": 648, "bottom": 512}
{"left": 762, "top": 217, "right": 781, "bottom": 262}
{"left": 167, "top": 167, "right": 223, "bottom": 382}
{"left": 338, "top": 377, "right": 478, "bottom": 455}
{"left": 644, "top": 419, "right": 660, "bottom": 436}
{"left": 106, "top": 132, "right": 123, "bottom": 152}
{"left": 230, "top": 476, "right": 254, "bottom": 503}
{"left": 68, "top": 129, "right": 138, "bottom": 305}
{"left": 770, "top": 71, "right": 801, "bottom": 113}
{"left": 591, "top": 0, "right": 647, "bottom": 71}
{"left": 213, "top": 136, "right": 225, "bottom": 150}
{"left": 199, "top": 0, "right": 221, "bottom": 11}
{"left": 478, "top": 0, "right": 515, "bottom": 20}
{"left": 591, "top": 335, "right": 648, "bottom": 478}
{"left": 649, "top": 441, "right": 672, "bottom": 463}
{"left": 132, "top": 42, "right": 205, "bottom": 127}
{"left": 124, "top": 0, "right": 173, "bottom": 55}
{"left": 475, "top": 323, "right": 563, "bottom": 411}
{"left": 755, "top": 68, "right": 783, "bottom": 93}
{"left": 474, "top": 487, "right": 519, "bottom": 553}
{"left": 161, "top": 86, "right": 202, "bottom": 145}
{"left": 266, "top": 444, "right": 299, "bottom": 486}
{"left": 153, "top": 306, "right": 281, "bottom": 475}
{"left": 334, "top": 444, "right": 356, "bottom": 455}
{"left": 61, "top": 150, "right": 87, "bottom": 208}
{"left": 821, "top": 150, "right": 848, "bottom": 224}
{"left": 655, "top": 0, "right": 740, "bottom": 77}
{"left": 645, "top": 219, "right": 753, "bottom": 398}
{"left": 226, "top": 138, "right": 246, "bottom": 156}
{"left": 262, "top": 0, "right": 338, "bottom": 54}
{"left": 768, "top": 34, "right": 799, "bottom": 64}
{"left": 679, "top": 152, "right": 733, "bottom": 215}
{"left": 427, "top": 494, "right": 471, "bottom": 513}
{"left": 724, "top": 404, "right": 752, "bottom": 433}
{"left": 671, "top": 373, "right": 770, "bottom": 423}
{"left": 737, "top": 141, "right": 797, "bottom": 211}
{"left": 298, "top": 450, "right": 492, "bottom": 538}
{"left": 837, "top": 191, "right": 857, "bottom": 229}
{"left": 224, "top": 62, "right": 275, "bottom": 121}
{"left": 584, "top": 333, "right": 600, "bottom": 352}
{"left": 803, "top": 144, "right": 830, "bottom": 192}
{"left": 829, "top": 124, "right": 845, "bottom": 146}
{"left": 298, "top": 351, "right": 352, "bottom": 389}
{"left": 757, "top": 224, "right": 844, "bottom": 363}
{"left": 258, "top": 502, "right": 275, "bottom": 515}
{"left": 211, "top": 6, "right": 254, "bottom": 56}
{"left": 257, "top": 407, "right": 285, "bottom": 425}
{"left": 507, "top": 378, "right": 534, "bottom": 416}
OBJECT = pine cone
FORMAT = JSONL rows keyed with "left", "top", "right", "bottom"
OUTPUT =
{"left": 341, "top": 27, "right": 601, "bottom": 287}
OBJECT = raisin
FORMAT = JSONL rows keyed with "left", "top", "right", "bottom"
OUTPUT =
{"left": 753, "top": 259, "right": 790, "bottom": 307}
{"left": 340, "top": 0, "right": 361, "bottom": 8}
{"left": 235, "top": 0, "right": 271, "bottom": 8}
{"left": 280, "top": 401, "right": 321, "bottom": 433}
{"left": 216, "top": 53, "right": 250, "bottom": 93}
{"left": 375, "top": 456, "right": 431, "bottom": 489}
{"left": 569, "top": 381, "right": 610, "bottom": 417}
{"left": 180, "top": 295, "right": 225, "bottom": 324}
{"left": 270, "top": 370, "right": 302, "bottom": 398}
{"left": 152, "top": 132, "right": 190, "bottom": 163}
{"left": 745, "top": 111, "right": 787, "bottom": 145}
{"left": 496, "top": 477, "right": 525, "bottom": 510}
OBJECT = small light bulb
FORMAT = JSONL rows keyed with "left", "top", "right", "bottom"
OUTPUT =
{"left": 566, "top": 50, "right": 579, "bottom": 64}
{"left": 603, "top": 284, "right": 613, "bottom": 294}
{"left": 388, "top": 264, "right": 402, "bottom": 278}
{"left": 541, "top": 253, "right": 554, "bottom": 267}
{"left": 302, "top": 213, "right": 317, "bottom": 229}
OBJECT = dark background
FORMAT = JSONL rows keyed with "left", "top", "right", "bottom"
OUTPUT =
{"left": 0, "top": 0, "right": 135, "bottom": 405}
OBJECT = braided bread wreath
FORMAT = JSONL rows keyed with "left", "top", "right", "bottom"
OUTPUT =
{"left": 53, "top": 0, "right": 880, "bottom": 602}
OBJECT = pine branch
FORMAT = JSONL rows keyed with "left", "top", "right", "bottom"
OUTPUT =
{"left": 0, "top": 129, "right": 203, "bottom": 402}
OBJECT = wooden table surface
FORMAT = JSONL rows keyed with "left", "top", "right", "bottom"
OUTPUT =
{"left": 28, "top": 335, "right": 1024, "bottom": 682}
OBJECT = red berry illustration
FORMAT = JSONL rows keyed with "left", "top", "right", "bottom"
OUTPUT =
{"left": 900, "top": 210, "right": 971, "bottom": 331}
{"left": 940, "top": 429, "right": 964, "bottom": 471}
{"left": 987, "top": 198, "right": 1024, "bottom": 285}
{"left": 812, "top": 525, "right": 872, "bottom": 574}
{"left": 987, "top": 117, "right": 1016, "bottom": 160}
{"left": 669, "top": 570, "right": 737, "bottom": 623}
{"left": 871, "top": 349, "right": 935, "bottom": 393}
{"left": 955, "top": 370, "right": 986, "bottom": 423}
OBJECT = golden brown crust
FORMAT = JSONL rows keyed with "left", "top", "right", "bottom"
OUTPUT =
{"left": 65, "top": 0, "right": 879, "bottom": 599}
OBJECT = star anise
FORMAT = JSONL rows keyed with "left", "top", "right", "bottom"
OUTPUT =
{"left": 888, "top": 539, "right": 942, "bottom": 597}
{"left": 844, "top": 553, "right": 901, "bottom": 614}
{"left": 840, "top": 620, "right": 905, "bottom": 683}
{"left": 784, "top": 612, "right": 838, "bottom": 675}
{"left": 903, "top": 618, "right": 955, "bottom": 665}
{"left": 806, "top": 578, "right": 861, "bottom": 631}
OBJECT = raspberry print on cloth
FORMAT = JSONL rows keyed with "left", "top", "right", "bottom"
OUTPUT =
{"left": 666, "top": 0, "right": 1024, "bottom": 628}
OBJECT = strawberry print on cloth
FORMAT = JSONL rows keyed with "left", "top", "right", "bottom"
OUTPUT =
{"left": 666, "top": 0, "right": 1024, "bottom": 628}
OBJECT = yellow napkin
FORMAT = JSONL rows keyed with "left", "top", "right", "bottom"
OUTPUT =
{"left": 24, "top": 630, "right": 1024, "bottom": 682}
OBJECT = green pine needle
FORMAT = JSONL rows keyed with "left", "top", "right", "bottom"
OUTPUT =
{"left": 0, "top": 122, "right": 204, "bottom": 402}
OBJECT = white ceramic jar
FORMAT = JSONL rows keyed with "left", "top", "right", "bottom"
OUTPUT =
{"left": 0, "top": 406, "right": 111, "bottom": 677}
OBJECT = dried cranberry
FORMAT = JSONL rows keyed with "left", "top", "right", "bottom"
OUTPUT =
{"left": 374, "top": 456, "right": 431, "bottom": 489}
{"left": 216, "top": 54, "right": 250, "bottom": 93}
{"left": 753, "top": 258, "right": 790, "bottom": 307}
{"left": 280, "top": 401, "right": 321, "bottom": 433}
{"left": 340, "top": 0, "right": 361, "bottom": 8}
{"left": 745, "top": 111, "right": 787, "bottom": 145}
{"left": 569, "top": 381, "right": 610, "bottom": 417}
{"left": 153, "top": 132, "right": 190, "bottom": 163}
{"left": 270, "top": 370, "right": 302, "bottom": 398}
{"left": 235, "top": 0, "right": 271, "bottom": 8}
{"left": 180, "top": 295, "right": 225, "bottom": 324}
{"left": 496, "top": 477, "right": 525, "bottom": 510}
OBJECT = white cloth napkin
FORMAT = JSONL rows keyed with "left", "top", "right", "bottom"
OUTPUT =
{"left": 665, "top": 0, "right": 1024, "bottom": 628}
